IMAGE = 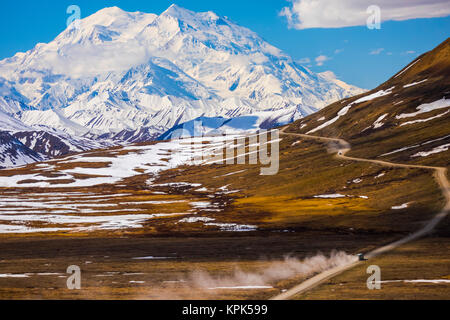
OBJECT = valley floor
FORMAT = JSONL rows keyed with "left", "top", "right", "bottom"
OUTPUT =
{"left": 0, "top": 129, "right": 448, "bottom": 299}
{"left": 0, "top": 232, "right": 393, "bottom": 300}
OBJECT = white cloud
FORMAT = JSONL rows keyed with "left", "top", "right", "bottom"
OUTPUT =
{"left": 405, "top": 50, "right": 416, "bottom": 54}
{"left": 315, "top": 55, "right": 330, "bottom": 66}
{"left": 334, "top": 49, "right": 344, "bottom": 54}
{"left": 370, "top": 48, "right": 385, "bottom": 55}
{"left": 280, "top": 0, "right": 450, "bottom": 29}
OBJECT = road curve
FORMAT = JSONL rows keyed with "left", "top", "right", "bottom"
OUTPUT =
{"left": 271, "top": 127, "right": 450, "bottom": 300}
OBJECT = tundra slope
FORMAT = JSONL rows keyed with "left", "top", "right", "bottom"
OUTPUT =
{"left": 273, "top": 39, "right": 450, "bottom": 300}
{"left": 289, "top": 38, "right": 450, "bottom": 170}
{"left": 271, "top": 127, "right": 449, "bottom": 300}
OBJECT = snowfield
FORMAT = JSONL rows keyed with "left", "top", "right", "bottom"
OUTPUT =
{"left": 0, "top": 132, "right": 262, "bottom": 234}
{"left": 0, "top": 134, "right": 239, "bottom": 188}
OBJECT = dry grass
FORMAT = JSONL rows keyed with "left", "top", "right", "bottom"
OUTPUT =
{"left": 0, "top": 233, "right": 389, "bottom": 300}
{"left": 293, "top": 237, "right": 450, "bottom": 300}
{"left": 0, "top": 116, "right": 447, "bottom": 299}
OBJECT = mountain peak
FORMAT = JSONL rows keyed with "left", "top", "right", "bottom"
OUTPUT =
{"left": 0, "top": 4, "right": 363, "bottom": 149}
{"left": 165, "top": 4, "right": 188, "bottom": 12}
{"left": 161, "top": 3, "right": 196, "bottom": 19}
{"left": 93, "top": 6, "right": 128, "bottom": 17}
{"left": 167, "top": 3, "right": 181, "bottom": 10}
{"left": 161, "top": 3, "right": 221, "bottom": 23}
{"left": 80, "top": 6, "right": 133, "bottom": 30}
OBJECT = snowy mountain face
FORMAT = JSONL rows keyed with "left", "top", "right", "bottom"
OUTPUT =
{"left": 0, "top": 4, "right": 363, "bottom": 168}
{"left": 0, "top": 132, "right": 43, "bottom": 168}
{"left": 12, "top": 129, "right": 114, "bottom": 157}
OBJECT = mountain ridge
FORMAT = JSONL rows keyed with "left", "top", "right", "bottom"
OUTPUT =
{"left": 0, "top": 4, "right": 364, "bottom": 168}
{"left": 288, "top": 38, "right": 450, "bottom": 169}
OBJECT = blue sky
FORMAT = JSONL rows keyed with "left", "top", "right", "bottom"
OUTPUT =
{"left": 0, "top": 0, "right": 449, "bottom": 89}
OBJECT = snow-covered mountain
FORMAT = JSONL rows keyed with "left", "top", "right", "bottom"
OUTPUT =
{"left": 12, "top": 129, "right": 114, "bottom": 158}
{"left": 0, "top": 5, "right": 362, "bottom": 132}
{"left": 0, "top": 4, "right": 363, "bottom": 168}
{"left": 158, "top": 110, "right": 295, "bottom": 140}
{"left": 0, "top": 132, "right": 43, "bottom": 168}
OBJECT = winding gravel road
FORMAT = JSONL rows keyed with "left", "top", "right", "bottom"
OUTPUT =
{"left": 271, "top": 127, "right": 450, "bottom": 300}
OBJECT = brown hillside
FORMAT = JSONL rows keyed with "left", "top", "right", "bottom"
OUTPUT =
{"left": 288, "top": 38, "right": 450, "bottom": 169}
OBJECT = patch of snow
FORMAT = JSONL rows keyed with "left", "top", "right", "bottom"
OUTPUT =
{"left": 381, "top": 145, "right": 420, "bottom": 157}
{"left": 352, "top": 87, "right": 395, "bottom": 104}
{"left": 307, "top": 106, "right": 352, "bottom": 134}
{"left": 392, "top": 203, "right": 409, "bottom": 210}
{"left": 123, "top": 273, "right": 145, "bottom": 276}
{"left": 314, "top": 194, "right": 346, "bottom": 199}
{"left": 400, "top": 109, "right": 450, "bottom": 126}
{"left": 308, "top": 88, "right": 394, "bottom": 134}
{"left": 411, "top": 143, "right": 450, "bottom": 158}
{"left": 120, "top": 200, "right": 186, "bottom": 205}
{"left": 373, "top": 113, "right": 388, "bottom": 129}
{"left": 403, "top": 79, "right": 427, "bottom": 88}
{"left": 0, "top": 273, "right": 30, "bottom": 278}
{"left": 190, "top": 202, "right": 212, "bottom": 209}
{"left": 396, "top": 98, "right": 450, "bottom": 119}
{"left": 151, "top": 182, "right": 203, "bottom": 188}
{"left": 179, "top": 217, "right": 215, "bottom": 223}
{"left": 213, "top": 184, "right": 240, "bottom": 195}
{"left": 394, "top": 59, "right": 420, "bottom": 78}
{"left": 380, "top": 135, "right": 450, "bottom": 157}
{"left": 213, "top": 170, "right": 247, "bottom": 178}
{"left": 0, "top": 212, "right": 190, "bottom": 234}
{"left": 0, "top": 224, "right": 71, "bottom": 234}
{"left": 205, "top": 223, "right": 257, "bottom": 232}
{"left": 379, "top": 279, "right": 450, "bottom": 284}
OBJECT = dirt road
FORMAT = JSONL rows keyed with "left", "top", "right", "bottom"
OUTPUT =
{"left": 271, "top": 127, "right": 450, "bottom": 300}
